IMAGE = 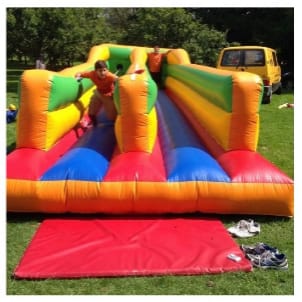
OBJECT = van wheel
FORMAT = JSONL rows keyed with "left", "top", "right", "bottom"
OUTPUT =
{"left": 262, "top": 95, "right": 271, "bottom": 104}
{"left": 285, "top": 80, "right": 294, "bottom": 90}
{"left": 275, "top": 85, "right": 282, "bottom": 95}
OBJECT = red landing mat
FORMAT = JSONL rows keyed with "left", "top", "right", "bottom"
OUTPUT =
{"left": 13, "top": 217, "right": 252, "bottom": 279}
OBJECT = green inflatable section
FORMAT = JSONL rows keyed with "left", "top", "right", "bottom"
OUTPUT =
{"left": 48, "top": 74, "right": 94, "bottom": 111}
{"left": 108, "top": 46, "right": 132, "bottom": 76}
{"left": 167, "top": 65, "right": 233, "bottom": 112}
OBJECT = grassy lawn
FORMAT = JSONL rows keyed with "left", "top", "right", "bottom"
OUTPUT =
{"left": 6, "top": 63, "right": 294, "bottom": 295}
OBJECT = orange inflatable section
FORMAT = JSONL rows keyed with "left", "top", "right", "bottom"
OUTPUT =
{"left": 114, "top": 48, "right": 158, "bottom": 153}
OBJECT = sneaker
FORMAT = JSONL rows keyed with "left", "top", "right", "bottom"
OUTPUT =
{"left": 247, "top": 250, "right": 288, "bottom": 270}
{"left": 241, "top": 242, "right": 279, "bottom": 256}
{"left": 227, "top": 219, "right": 260, "bottom": 238}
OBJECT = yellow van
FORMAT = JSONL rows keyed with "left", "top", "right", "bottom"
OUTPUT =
{"left": 217, "top": 46, "right": 282, "bottom": 104}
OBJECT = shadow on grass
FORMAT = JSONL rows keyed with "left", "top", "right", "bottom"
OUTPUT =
{"left": 6, "top": 211, "right": 292, "bottom": 224}
{"left": 6, "top": 142, "right": 16, "bottom": 155}
{"left": 6, "top": 212, "right": 121, "bottom": 224}
{"left": 7, "top": 81, "right": 20, "bottom": 94}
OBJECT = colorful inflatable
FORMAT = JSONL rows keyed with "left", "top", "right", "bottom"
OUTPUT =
{"left": 7, "top": 43, "right": 294, "bottom": 216}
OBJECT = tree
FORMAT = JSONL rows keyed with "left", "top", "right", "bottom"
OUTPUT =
{"left": 7, "top": 8, "right": 112, "bottom": 68}
{"left": 188, "top": 8, "right": 294, "bottom": 69}
{"left": 7, "top": 8, "right": 229, "bottom": 67}
{"left": 105, "top": 8, "right": 227, "bottom": 66}
{"left": 7, "top": 7, "right": 294, "bottom": 70}
{"left": 7, "top": 8, "right": 39, "bottom": 63}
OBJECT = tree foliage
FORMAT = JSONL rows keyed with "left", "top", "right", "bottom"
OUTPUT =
{"left": 188, "top": 8, "right": 294, "bottom": 69}
{"left": 106, "top": 8, "right": 227, "bottom": 65}
{"left": 7, "top": 8, "right": 113, "bottom": 68}
{"left": 7, "top": 7, "right": 294, "bottom": 70}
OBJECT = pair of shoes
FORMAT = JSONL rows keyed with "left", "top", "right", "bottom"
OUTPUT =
{"left": 227, "top": 219, "right": 260, "bottom": 238}
{"left": 246, "top": 250, "right": 288, "bottom": 270}
{"left": 241, "top": 242, "right": 279, "bottom": 255}
{"left": 241, "top": 242, "right": 288, "bottom": 270}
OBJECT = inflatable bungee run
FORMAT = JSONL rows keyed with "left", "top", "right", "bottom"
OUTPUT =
{"left": 7, "top": 43, "right": 294, "bottom": 216}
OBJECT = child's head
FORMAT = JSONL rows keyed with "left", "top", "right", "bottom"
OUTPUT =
{"left": 8, "top": 104, "right": 17, "bottom": 111}
{"left": 94, "top": 60, "right": 108, "bottom": 78}
{"left": 154, "top": 46, "right": 160, "bottom": 53}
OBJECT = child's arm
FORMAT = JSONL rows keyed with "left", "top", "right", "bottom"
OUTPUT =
{"left": 75, "top": 72, "right": 82, "bottom": 81}
{"left": 75, "top": 71, "right": 91, "bottom": 81}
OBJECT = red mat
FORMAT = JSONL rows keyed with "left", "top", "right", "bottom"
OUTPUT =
{"left": 13, "top": 217, "right": 252, "bottom": 279}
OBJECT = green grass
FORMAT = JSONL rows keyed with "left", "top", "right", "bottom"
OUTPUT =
{"left": 6, "top": 63, "right": 294, "bottom": 295}
{"left": 258, "top": 93, "right": 294, "bottom": 178}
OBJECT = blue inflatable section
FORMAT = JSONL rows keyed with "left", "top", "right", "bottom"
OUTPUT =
{"left": 41, "top": 93, "right": 230, "bottom": 183}
{"left": 156, "top": 91, "right": 230, "bottom": 182}
{"left": 40, "top": 124, "right": 116, "bottom": 181}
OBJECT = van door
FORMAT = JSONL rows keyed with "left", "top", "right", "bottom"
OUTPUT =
{"left": 219, "top": 49, "right": 241, "bottom": 71}
{"left": 217, "top": 47, "right": 282, "bottom": 104}
{"left": 269, "top": 50, "right": 282, "bottom": 93}
{"left": 218, "top": 48, "right": 266, "bottom": 73}
{"left": 240, "top": 49, "right": 266, "bottom": 74}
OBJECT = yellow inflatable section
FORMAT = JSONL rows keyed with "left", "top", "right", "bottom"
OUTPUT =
{"left": 17, "top": 44, "right": 111, "bottom": 150}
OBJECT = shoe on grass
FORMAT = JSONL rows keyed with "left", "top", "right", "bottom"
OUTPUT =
{"left": 241, "top": 242, "right": 279, "bottom": 256}
{"left": 246, "top": 250, "right": 288, "bottom": 270}
{"left": 227, "top": 219, "right": 260, "bottom": 238}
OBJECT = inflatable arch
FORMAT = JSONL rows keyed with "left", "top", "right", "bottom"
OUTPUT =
{"left": 7, "top": 43, "right": 293, "bottom": 216}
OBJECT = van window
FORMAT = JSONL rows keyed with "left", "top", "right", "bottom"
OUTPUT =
{"left": 272, "top": 52, "right": 278, "bottom": 66}
{"left": 221, "top": 49, "right": 265, "bottom": 67}
{"left": 221, "top": 50, "right": 240, "bottom": 66}
{"left": 243, "top": 50, "right": 265, "bottom": 66}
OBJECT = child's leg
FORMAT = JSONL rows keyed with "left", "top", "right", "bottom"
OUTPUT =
{"left": 88, "top": 90, "right": 102, "bottom": 126}
{"left": 99, "top": 94, "right": 117, "bottom": 121}
{"left": 88, "top": 114, "right": 98, "bottom": 127}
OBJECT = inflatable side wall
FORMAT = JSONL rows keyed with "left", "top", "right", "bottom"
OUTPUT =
{"left": 164, "top": 50, "right": 262, "bottom": 153}
{"left": 16, "top": 44, "right": 139, "bottom": 150}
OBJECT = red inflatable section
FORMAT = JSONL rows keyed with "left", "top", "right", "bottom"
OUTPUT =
{"left": 7, "top": 128, "right": 85, "bottom": 180}
{"left": 14, "top": 217, "right": 252, "bottom": 278}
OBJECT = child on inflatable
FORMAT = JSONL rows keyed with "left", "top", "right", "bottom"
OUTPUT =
{"left": 6, "top": 104, "right": 18, "bottom": 123}
{"left": 75, "top": 60, "right": 118, "bottom": 127}
{"left": 147, "top": 46, "right": 164, "bottom": 86}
